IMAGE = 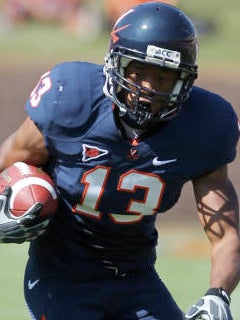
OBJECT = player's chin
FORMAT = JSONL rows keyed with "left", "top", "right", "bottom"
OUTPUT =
{"left": 151, "top": 100, "right": 168, "bottom": 114}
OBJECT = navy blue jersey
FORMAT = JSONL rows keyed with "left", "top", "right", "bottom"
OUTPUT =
{"left": 26, "top": 61, "right": 239, "bottom": 274}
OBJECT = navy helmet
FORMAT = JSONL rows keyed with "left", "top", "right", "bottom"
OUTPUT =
{"left": 104, "top": 2, "right": 198, "bottom": 130}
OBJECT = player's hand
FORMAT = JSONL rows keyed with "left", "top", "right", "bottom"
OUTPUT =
{"left": 185, "top": 288, "right": 232, "bottom": 320}
{"left": 0, "top": 187, "right": 50, "bottom": 243}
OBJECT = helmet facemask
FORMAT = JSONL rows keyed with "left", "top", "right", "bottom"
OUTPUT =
{"left": 104, "top": 47, "right": 198, "bottom": 130}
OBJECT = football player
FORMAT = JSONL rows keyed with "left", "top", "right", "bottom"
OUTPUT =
{"left": 0, "top": 2, "right": 239, "bottom": 320}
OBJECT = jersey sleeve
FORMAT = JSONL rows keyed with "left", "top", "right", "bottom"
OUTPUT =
{"left": 25, "top": 62, "right": 96, "bottom": 142}
{"left": 207, "top": 96, "right": 239, "bottom": 167}
{"left": 189, "top": 88, "right": 239, "bottom": 176}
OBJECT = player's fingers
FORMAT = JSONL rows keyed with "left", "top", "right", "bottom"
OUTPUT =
{"left": 21, "top": 203, "right": 43, "bottom": 224}
{"left": 3, "top": 186, "right": 12, "bottom": 197}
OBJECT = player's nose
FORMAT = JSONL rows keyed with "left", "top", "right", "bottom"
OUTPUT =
{"left": 140, "top": 77, "right": 157, "bottom": 93}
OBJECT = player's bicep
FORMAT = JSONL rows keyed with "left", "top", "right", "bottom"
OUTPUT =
{"left": 0, "top": 117, "right": 48, "bottom": 171}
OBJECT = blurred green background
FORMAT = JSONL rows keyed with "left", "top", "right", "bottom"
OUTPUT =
{"left": 0, "top": 0, "right": 239, "bottom": 319}
{"left": 0, "top": 0, "right": 240, "bottom": 68}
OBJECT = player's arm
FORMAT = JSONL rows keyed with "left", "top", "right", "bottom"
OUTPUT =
{"left": 0, "top": 117, "right": 50, "bottom": 243}
{"left": 185, "top": 164, "right": 240, "bottom": 319}
{"left": 193, "top": 164, "right": 240, "bottom": 293}
{"left": 0, "top": 116, "right": 48, "bottom": 172}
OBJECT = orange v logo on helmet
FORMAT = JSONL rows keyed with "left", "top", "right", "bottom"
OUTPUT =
{"left": 111, "top": 24, "right": 130, "bottom": 44}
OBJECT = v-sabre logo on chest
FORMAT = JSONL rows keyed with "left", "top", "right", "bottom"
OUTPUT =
{"left": 82, "top": 144, "right": 108, "bottom": 162}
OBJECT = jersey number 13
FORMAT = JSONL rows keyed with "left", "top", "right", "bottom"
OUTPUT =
{"left": 73, "top": 166, "right": 165, "bottom": 224}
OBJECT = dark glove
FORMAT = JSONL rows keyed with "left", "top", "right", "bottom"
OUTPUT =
{"left": 185, "top": 288, "right": 232, "bottom": 320}
{"left": 0, "top": 187, "right": 50, "bottom": 244}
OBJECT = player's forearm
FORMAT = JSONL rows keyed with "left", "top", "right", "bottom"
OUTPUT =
{"left": 0, "top": 118, "right": 48, "bottom": 171}
{"left": 0, "top": 133, "right": 19, "bottom": 171}
{"left": 210, "top": 234, "right": 240, "bottom": 294}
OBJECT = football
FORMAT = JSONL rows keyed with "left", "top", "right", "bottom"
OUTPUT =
{"left": 0, "top": 162, "right": 58, "bottom": 219}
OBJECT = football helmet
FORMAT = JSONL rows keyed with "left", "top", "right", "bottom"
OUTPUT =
{"left": 104, "top": 2, "right": 198, "bottom": 130}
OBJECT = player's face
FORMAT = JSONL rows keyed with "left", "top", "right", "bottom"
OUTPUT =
{"left": 124, "top": 61, "right": 178, "bottom": 114}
